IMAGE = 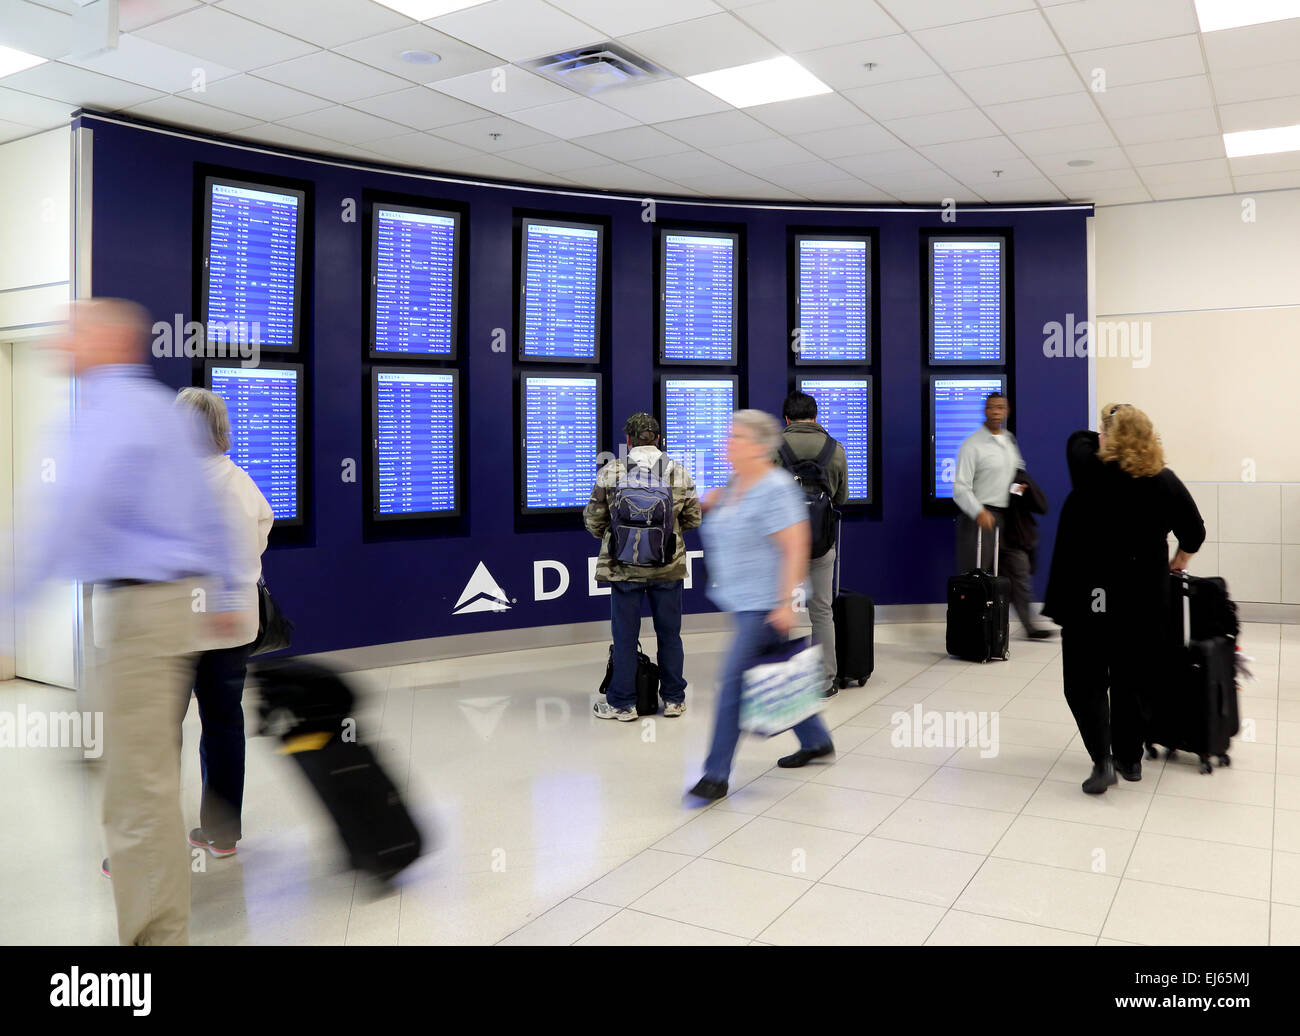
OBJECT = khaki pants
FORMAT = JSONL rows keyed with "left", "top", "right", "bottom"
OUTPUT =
{"left": 96, "top": 581, "right": 199, "bottom": 946}
{"left": 806, "top": 547, "right": 836, "bottom": 684}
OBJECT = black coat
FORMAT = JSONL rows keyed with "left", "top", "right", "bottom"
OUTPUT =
{"left": 1041, "top": 431, "right": 1206, "bottom": 631}
{"left": 1004, "top": 467, "right": 1048, "bottom": 572}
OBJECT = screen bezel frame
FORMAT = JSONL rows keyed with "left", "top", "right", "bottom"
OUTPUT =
{"left": 926, "top": 233, "right": 1007, "bottom": 367}
{"left": 656, "top": 372, "right": 740, "bottom": 499}
{"left": 926, "top": 372, "right": 1009, "bottom": 506}
{"left": 793, "top": 234, "right": 872, "bottom": 367}
{"left": 517, "top": 217, "right": 604, "bottom": 365}
{"left": 204, "top": 359, "right": 305, "bottom": 527}
{"left": 200, "top": 175, "right": 306, "bottom": 356}
{"left": 370, "top": 365, "right": 462, "bottom": 522}
{"left": 657, "top": 226, "right": 741, "bottom": 367}
{"left": 518, "top": 370, "right": 604, "bottom": 515}
{"left": 794, "top": 373, "right": 874, "bottom": 505}
{"left": 368, "top": 202, "right": 461, "bottom": 361}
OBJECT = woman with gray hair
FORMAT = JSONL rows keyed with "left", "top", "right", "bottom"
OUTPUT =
{"left": 176, "top": 387, "right": 274, "bottom": 857}
{"left": 689, "top": 410, "right": 835, "bottom": 801}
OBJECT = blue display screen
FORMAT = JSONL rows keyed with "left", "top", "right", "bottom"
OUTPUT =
{"left": 375, "top": 370, "right": 457, "bottom": 517}
{"left": 797, "top": 238, "right": 869, "bottom": 363}
{"left": 661, "top": 378, "right": 735, "bottom": 497}
{"left": 205, "top": 182, "right": 300, "bottom": 350}
{"left": 932, "top": 377, "right": 1004, "bottom": 500}
{"left": 522, "top": 375, "right": 600, "bottom": 511}
{"left": 209, "top": 365, "right": 300, "bottom": 521}
{"left": 373, "top": 207, "right": 457, "bottom": 356}
{"left": 930, "top": 239, "right": 1003, "bottom": 364}
{"left": 662, "top": 233, "right": 736, "bottom": 363}
{"left": 797, "top": 378, "right": 871, "bottom": 502}
{"left": 521, "top": 222, "right": 600, "bottom": 360}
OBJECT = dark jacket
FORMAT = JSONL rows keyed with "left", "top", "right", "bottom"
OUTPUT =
{"left": 1042, "top": 431, "right": 1206, "bottom": 630}
{"left": 1004, "top": 467, "right": 1048, "bottom": 571}
{"left": 780, "top": 421, "right": 848, "bottom": 506}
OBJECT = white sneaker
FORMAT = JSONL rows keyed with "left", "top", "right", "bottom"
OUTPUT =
{"left": 593, "top": 701, "right": 637, "bottom": 722}
{"left": 662, "top": 701, "right": 686, "bottom": 717}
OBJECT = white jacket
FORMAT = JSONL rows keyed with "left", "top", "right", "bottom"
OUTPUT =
{"left": 197, "top": 455, "right": 274, "bottom": 650}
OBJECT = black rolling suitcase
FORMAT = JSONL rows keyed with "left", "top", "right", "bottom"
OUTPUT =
{"left": 830, "top": 520, "right": 874, "bottom": 687}
{"left": 945, "top": 524, "right": 1010, "bottom": 663}
{"left": 253, "top": 659, "right": 423, "bottom": 881}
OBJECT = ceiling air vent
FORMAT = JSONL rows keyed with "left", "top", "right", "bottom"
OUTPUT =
{"left": 522, "top": 43, "right": 670, "bottom": 96}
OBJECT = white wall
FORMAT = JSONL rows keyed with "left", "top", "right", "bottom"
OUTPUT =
{"left": 0, "top": 128, "right": 70, "bottom": 333}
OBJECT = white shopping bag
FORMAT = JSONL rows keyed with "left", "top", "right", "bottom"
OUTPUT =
{"left": 739, "top": 636, "right": 825, "bottom": 737}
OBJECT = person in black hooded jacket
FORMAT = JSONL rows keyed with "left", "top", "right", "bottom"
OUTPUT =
{"left": 1041, "top": 403, "right": 1205, "bottom": 795}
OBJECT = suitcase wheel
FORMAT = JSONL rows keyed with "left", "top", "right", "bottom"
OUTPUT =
{"left": 857, "top": 678, "right": 866, "bottom": 687}
{"left": 1218, "top": 754, "right": 1231, "bottom": 768}
{"left": 1144, "top": 743, "right": 1159, "bottom": 761}
{"left": 1165, "top": 749, "right": 1178, "bottom": 761}
{"left": 1198, "top": 755, "right": 1213, "bottom": 775}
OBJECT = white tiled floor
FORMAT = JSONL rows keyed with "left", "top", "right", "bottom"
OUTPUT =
{"left": 2, "top": 620, "right": 1298, "bottom": 945}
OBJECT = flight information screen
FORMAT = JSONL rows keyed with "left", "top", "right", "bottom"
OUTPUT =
{"left": 661, "top": 231, "right": 738, "bottom": 364}
{"left": 929, "top": 238, "right": 1004, "bottom": 365}
{"left": 521, "top": 374, "right": 601, "bottom": 512}
{"left": 373, "top": 369, "right": 458, "bottom": 518}
{"left": 372, "top": 205, "right": 458, "bottom": 357}
{"left": 520, "top": 220, "right": 601, "bottom": 361}
{"left": 208, "top": 364, "right": 301, "bottom": 522}
{"left": 660, "top": 377, "right": 736, "bottom": 497}
{"left": 796, "top": 237, "right": 870, "bottom": 364}
{"left": 931, "top": 376, "right": 1005, "bottom": 500}
{"left": 796, "top": 377, "right": 871, "bottom": 503}
{"left": 204, "top": 179, "right": 302, "bottom": 351}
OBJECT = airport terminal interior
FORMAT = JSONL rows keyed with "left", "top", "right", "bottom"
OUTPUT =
{"left": 2, "top": 0, "right": 1300, "bottom": 949}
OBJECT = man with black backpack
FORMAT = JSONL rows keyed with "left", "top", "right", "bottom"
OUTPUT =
{"left": 778, "top": 392, "right": 847, "bottom": 696}
{"left": 584, "top": 413, "right": 702, "bottom": 722}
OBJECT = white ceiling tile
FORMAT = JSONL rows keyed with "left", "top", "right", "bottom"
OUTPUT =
{"left": 1232, "top": 170, "right": 1300, "bottom": 192}
{"left": 952, "top": 56, "right": 1082, "bottom": 106}
{"left": 364, "top": 131, "right": 487, "bottom": 167}
{"left": 0, "top": 120, "right": 49, "bottom": 144}
{"left": 655, "top": 110, "right": 772, "bottom": 147}
{"left": 789, "top": 122, "right": 902, "bottom": 159}
{"left": 190, "top": 73, "right": 331, "bottom": 120}
{"left": 1109, "top": 107, "right": 1221, "bottom": 146}
{"left": 912, "top": 10, "right": 1062, "bottom": 73}
{"left": 124, "top": 93, "right": 261, "bottom": 133}
{"left": 545, "top": 0, "right": 724, "bottom": 37}
{"left": 595, "top": 79, "right": 730, "bottom": 123}
{"left": 833, "top": 148, "right": 938, "bottom": 178}
{"left": 969, "top": 176, "right": 1067, "bottom": 202}
{"left": 333, "top": 24, "right": 500, "bottom": 83}
{"left": 277, "top": 106, "right": 410, "bottom": 143}
{"left": 882, "top": 107, "right": 1001, "bottom": 147}
{"left": 0, "top": 86, "right": 76, "bottom": 128}
{"left": 628, "top": 150, "right": 738, "bottom": 178}
{"left": 1137, "top": 157, "right": 1231, "bottom": 185}
{"left": 234, "top": 122, "right": 352, "bottom": 154}
{"left": 426, "top": 0, "right": 604, "bottom": 62}
{"left": 1051, "top": 166, "right": 1143, "bottom": 192}
{"left": 1094, "top": 76, "right": 1214, "bottom": 121}
{"left": 1042, "top": 0, "right": 1199, "bottom": 51}
{"left": 505, "top": 97, "right": 639, "bottom": 138}
{"left": 348, "top": 86, "right": 490, "bottom": 130}
{"left": 0, "top": 63, "right": 163, "bottom": 110}
{"left": 871, "top": 167, "right": 977, "bottom": 196}
{"left": 1147, "top": 177, "right": 1234, "bottom": 200}
{"left": 1202, "top": 19, "right": 1300, "bottom": 74}
{"left": 758, "top": 158, "right": 858, "bottom": 188}
{"left": 133, "top": 6, "right": 318, "bottom": 72}
{"left": 983, "top": 92, "right": 1102, "bottom": 134}
{"left": 1228, "top": 151, "right": 1300, "bottom": 176}
{"left": 893, "top": 187, "right": 984, "bottom": 203}
{"left": 571, "top": 125, "right": 688, "bottom": 161}
{"left": 1124, "top": 135, "right": 1225, "bottom": 165}
{"left": 428, "top": 66, "right": 573, "bottom": 113}
{"left": 671, "top": 169, "right": 804, "bottom": 198}
{"left": 1081, "top": 185, "right": 1154, "bottom": 204}
{"left": 404, "top": 150, "right": 538, "bottom": 182}
{"left": 569, "top": 161, "right": 690, "bottom": 193}
{"left": 735, "top": 0, "right": 900, "bottom": 54}
{"left": 794, "top": 35, "right": 941, "bottom": 91}
{"left": 879, "top": 0, "right": 1035, "bottom": 32}
{"left": 1010, "top": 120, "right": 1118, "bottom": 154}
{"left": 843, "top": 74, "right": 969, "bottom": 121}
{"left": 747, "top": 93, "right": 873, "bottom": 135}
{"left": 797, "top": 177, "right": 892, "bottom": 202}
{"left": 621, "top": 13, "right": 781, "bottom": 76}
{"left": 434, "top": 114, "right": 557, "bottom": 150}
{"left": 120, "top": 0, "right": 203, "bottom": 33}
{"left": 66, "top": 34, "right": 239, "bottom": 94}
{"left": 1071, "top": 35, "right": 1204, "bottom": 89}
{"left": 1033, "top": 146, "right": 1133, "bottom": 174}
{"left": 1218, "top": 95, "right": 1300, "bottom": 134}
{"left": 254, "top": 51, "right": 414, "bottom": 103}
{"left": 705, "top": 135, "right": 816, "bottom": 168}
{"left": 1211, "top": 60, "right": 1300, "bottom": 106}
{"left": 496, "top": 139, "right": 606, "bottom": 172}
{"left": 919, "top": 136, "right": 1030, "bottom": 174}
{"left": 214, "top": 0, "right": 410, "bottom": 49}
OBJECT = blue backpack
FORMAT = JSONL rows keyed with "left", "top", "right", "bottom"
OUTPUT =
{"left": 609, "top": 457, "right": 677, "bottom": 568}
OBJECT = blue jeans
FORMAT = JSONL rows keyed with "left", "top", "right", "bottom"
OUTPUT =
{"left": 609, "top": 579, "right": 686, "bottom": 711}
{"left": 703, "top": 611, "right": 833, "bottom": 783}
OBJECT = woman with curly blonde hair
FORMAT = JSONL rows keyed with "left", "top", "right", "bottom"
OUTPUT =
{"left": 1042, "top": 403, "right": 1205, "bottom": 795}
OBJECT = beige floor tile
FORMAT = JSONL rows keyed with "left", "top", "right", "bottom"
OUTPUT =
{"left": 955, "top": 857, "right": 1119, "bottom": 935}
{"left": 927, "top": 909, "right": 1095, "bottom": 946}
{"left": 821, "top": 836, "right": 985, "bottom": 907}
{"left": 573, "top": 849, "right": 694, "bottom": 907}
{"left": 1101, "top": 880, "right": 1269, "bottom": 945}
{"left": 1142, "top": 794, "right": 1274, "bottom": 849}
{"left": 760, "top": 883, "right": 944, "bottom": 945}
{"left": 761, "top": 782, "right": 905, "bottom": 836}
{"left": 873, "top": 799, "right": 1016, "bottom": 855}
{"left": 992, "top": 814, "right": 1137, "bottom": 876}
{"left": 575, "top": 908, "right": 749, "bottom": 946}
{"left": 497, "top": 898, "right": 620, "bottom": 945}
{"left": 912, "top": 766, "right": 1041, "bottom": 813}
{"left": 704, "top": 816, "right": 861, "bottom": 881}
{"left": 1124, "top": 832, "right": 1272, "bottom": 900}
{"left": 1022, "top": 778, "right": 1155, "bottom": 831}
{"left": 808, "top": 752, "right": 938, "bottom": 797}
{"left": 628, "top": 858, "right": 810, "bottom": 939}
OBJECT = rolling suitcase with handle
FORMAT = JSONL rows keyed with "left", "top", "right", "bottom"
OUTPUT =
{"left": 830, "top": 519, "right": 875, "bottom": 688}
{"left": 945, "top": 524, "right": 1011, "bottom": 663}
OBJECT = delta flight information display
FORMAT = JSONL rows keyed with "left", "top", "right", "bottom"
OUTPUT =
{"left": 661, "top": 231, "right": 738, "bottom": 364}
{"left": 373, "top": 369, "right": 458, "bottom": 518}
{"left": 796, "top": 237, "right": 870, "bottom": 364}
{"left": 796, "top": 377, "right": 871, "bottom": 503}
{"left": 521, "top": 374, "right": 601, "bottom": 512}
{"left": 929, "top": 238, "right": 1005, "bottom": 365}
{"left": 208, "top": 364, "right": 301, "bottom": 523}
{"left": 520, "top": 220, "right": 601, "bottom": 362}
{"left": 372, "top": 206, "right": 458, "bottom": 357}
{"left": 931, "top": 376, "right": 1006, "bottom": 500}
{"left": 204, "top": 179, "right": 302, "bottom": 351}
{"left": 660, "top": 377, "right": 736, "bottom": 497}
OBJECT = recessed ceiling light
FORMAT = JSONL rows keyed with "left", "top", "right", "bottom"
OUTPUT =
{"left": 688, "top": 56, "right": 832, "bottom": 109}
{"left": 1224, "top": 123, "right": 1300, "bottom": 157}
{"left": 1067, "top": 159, "right": 1094, "bottom": 167}
{"left": 0, "top": 43, "right": 47, "bottom": 80}
{"left": 400, "top": 50, "right": 441, "bottom": 65}
{"left": 1194, "top": 0, "right": 1300, "bottom": 32}
{"left": 373, "top": 0, "right": 492, "bottom": 20}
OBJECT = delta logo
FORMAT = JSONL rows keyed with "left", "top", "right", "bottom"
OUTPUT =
{"left": 452, "top": 562, "right": 513, "bottom": 615}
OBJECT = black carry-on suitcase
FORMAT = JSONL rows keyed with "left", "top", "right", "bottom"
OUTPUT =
{"left": 597, "top": 642, "right": 661, "bottom": 715}
{"left": 254, "top": 659, "right": 423, "bottom": 881}
{"left": 830, "top": 519, "right": 874, "bottom": 687}
{"left": 1145, "top": 573, "right": 1239, "bottom": 774}
{"left": 945, "top": 524, "right": 1011, "bottom": 663}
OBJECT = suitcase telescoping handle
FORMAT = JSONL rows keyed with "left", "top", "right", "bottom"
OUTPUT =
{"left": 975, "top": 521, "right": 999, "bottom": 577}
{"left": 1180, "top": 571, "right": 1191, "bottom": 649}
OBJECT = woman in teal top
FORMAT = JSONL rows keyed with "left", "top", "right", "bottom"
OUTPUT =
{"left": 689, "top": 410, "right": 835, "bottom": 801}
